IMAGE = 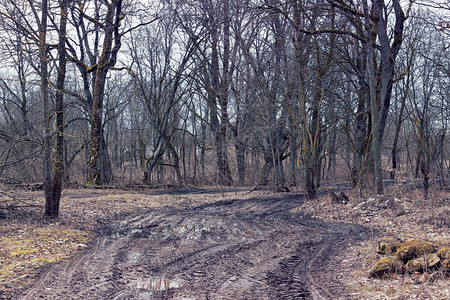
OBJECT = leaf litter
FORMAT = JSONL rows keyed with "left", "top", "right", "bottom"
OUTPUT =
{"left": 293, "top": 182, "right": 450, "bottom": 299}
{"left": 0, "top": 184, "right": 449, "bottom": 299}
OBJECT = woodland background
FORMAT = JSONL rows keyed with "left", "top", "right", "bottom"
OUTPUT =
{"left": 0, "top": 0, "right": 449, "bottom": 216}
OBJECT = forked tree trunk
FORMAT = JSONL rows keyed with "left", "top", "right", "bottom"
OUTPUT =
{"left": 88, "top": 0, "right": 123, "bottom": 185}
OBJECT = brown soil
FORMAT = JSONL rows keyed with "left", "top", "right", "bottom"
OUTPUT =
{"left": 1, "top": 183, "right": 449, "bottom": 299}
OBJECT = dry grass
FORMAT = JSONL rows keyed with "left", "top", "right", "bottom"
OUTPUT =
{"left": 0, "top": 184, "right": 449, "bottom": 299}
{"left": 293, "top": 182, "right": 450, "bottom": 299}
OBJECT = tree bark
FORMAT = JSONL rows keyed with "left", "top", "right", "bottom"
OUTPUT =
{"left": 364, "top": 0, "right": 383, "bottom": 194}
{"left": 390, "top": 85, "right": 407, "bottom": 180}
{"left": 88, "top": 0, "right": 123, "bottom": 185}
{"left": 41, "top": 0, "right": 68, "bottom": 217}
{"left": 201, "top": 0, "right": 233, "bottom": 186}
{"left": 40, "top": 0, "right": 52, "bottom": 215}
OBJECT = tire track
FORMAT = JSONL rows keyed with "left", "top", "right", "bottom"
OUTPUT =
{"left": 18, "top": 193, "right": 370, "bottom": 299}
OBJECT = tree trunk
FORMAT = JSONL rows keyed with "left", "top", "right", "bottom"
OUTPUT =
{"left": 258, "top": 134, "right": 290, "bottom": 187}
{"left": 40, "top": 0, "right": 52, "bottom": 215}
{"left": 99, "top": 134, "right": 113, "bottom": 184}
{"left": 203, "top": 0, "right": 233, "bottom": 186}
{"left": 88, "top": 0, "right": 123, "bottom": 185}
{"left": 166, "top": 140, "right": 183, "bottom": 186}
{"left": 289, "top": 137, "right": 298, "bottom": 186}
{"left": 390, "top": 87, "right": 407, "bottom": 180}
{"left": 350, "top": 51, "right": 370, "bottom": 188}
{"left": 327, "top": 121, "right": 337, "bottom": 181}
{"left": 42, "top": 0, "right": 68, "bottom": 217}
{"left": 200, "top": 118, "right": 206, "bottom": 179}
{"left": 143, "top": 137, "right": 165, "bottom": 185}
{"left": 235, "top": 139, "right": 246, "bottom": 185}
{"left": 364, "top": 0, "right": 383, "bottom": 195}
{"left": 438, "top": 130, "right": 446, "bottom": 186}
{"left": 208, "top": 41, "right": 232, "bottom": 185}
{"left": 258, "top": 160, "right": 273, "bottom": 186}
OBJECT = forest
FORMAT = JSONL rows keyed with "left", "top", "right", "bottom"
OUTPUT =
{"left": 0, "top": 0, "right": 449, "bottom": 217}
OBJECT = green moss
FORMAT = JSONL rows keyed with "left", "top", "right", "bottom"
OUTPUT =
{"left": 395, "top": 239, "right": 436, "bottom": 262}
{"left": 31, "top": 257, "right": 58, "bottom": 263}
{"left": 8, "top": 248, "right": 39, "bottom": 257}
{"left": 370, "top": 256, "right": 404, "bottom": 278}
{"left": 436, "top": 247, "right": 449, "bottom": 259}
{"left": 377, "top": 237, "right": 400, "bottom": 255}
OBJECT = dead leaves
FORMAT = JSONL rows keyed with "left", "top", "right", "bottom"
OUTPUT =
{"left": 294, "top": 185, "right": 450, "bottom": 299}
{"left": 0, "top": 225, "right": 92, "bottom": 295}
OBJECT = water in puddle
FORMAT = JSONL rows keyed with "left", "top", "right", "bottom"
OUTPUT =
{"left": 153, "top": 224, "right": 215, "bottom": 239}
{"left": 131, "top": 278, "right": 183, "bottom": 291}
{"left": 153, "top": 221, "right": 256, "bottom": 239}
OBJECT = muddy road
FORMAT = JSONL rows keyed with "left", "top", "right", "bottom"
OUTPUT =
{"left": 18, "top": 192, "right": 370, "bottom": 299}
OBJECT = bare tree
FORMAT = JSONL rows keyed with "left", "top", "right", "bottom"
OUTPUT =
{"left": 86, "top": 0, "right": 124, "bottom": 185}
{"left": 42, "top": 0, "right": 68, "bottom": 217}
{"left": 197, "top": 0, "right": 234, "bottom": 185}
{"left": 128, "top": 9, "right": 199, "bottom": 185}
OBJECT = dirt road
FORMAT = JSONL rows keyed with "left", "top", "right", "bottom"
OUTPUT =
{"left": 18, "top": 192, "right": 370, "bottom": 299}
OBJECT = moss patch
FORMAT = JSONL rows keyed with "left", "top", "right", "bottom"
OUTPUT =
{"left": 370, "top": 256, "right": 404, "bottom": 278}
{"left": 395, "top": 239, "right": 436, "bottom": 262}
{"left": 370, "top": 237, "right": 448, "bottom": 278}
{"left": 377, "top": 237, "right": 400, "bottom": 255}
{"left": 436, "top": 247, "right": 449, "bottom": 259}
{"left": 0, "top": 226, "right": 92, "bottom": 293}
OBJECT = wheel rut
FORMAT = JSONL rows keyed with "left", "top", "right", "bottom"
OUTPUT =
{"left": 18, "top": 193, "right": 370, "bottom": 299}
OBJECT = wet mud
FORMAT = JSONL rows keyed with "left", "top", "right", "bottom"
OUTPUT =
{"left": 18, "top": 193, "right": 370, "bottom": 299}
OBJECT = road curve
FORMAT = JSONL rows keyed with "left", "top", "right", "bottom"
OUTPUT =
{"left": 19, "top": 193, "right": 370, "bottom": 299}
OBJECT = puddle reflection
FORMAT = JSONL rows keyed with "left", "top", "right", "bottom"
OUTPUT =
{"left": 131, "top": 278, "right": 183, "bottom": 291}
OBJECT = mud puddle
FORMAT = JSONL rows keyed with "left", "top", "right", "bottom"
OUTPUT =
{"left": 18, "top": 193, "right": 370, "bottom": 299}
{"left": 130, "top": 278, "right": 183, "bottom": 291}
